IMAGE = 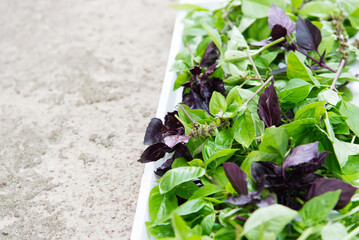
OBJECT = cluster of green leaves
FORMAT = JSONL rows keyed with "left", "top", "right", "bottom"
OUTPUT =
{"left": 145, "top": 0, "right": 359, "bottom": 239}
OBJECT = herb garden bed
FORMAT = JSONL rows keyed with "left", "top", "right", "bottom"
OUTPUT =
{"left": 132, "top": 0, "right": 359, "bottom": 239}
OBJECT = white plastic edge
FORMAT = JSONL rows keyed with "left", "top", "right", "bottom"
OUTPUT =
{"left": 130, "top": 1, "right": 359, "bottom": 239}
{"left": 130, "top": 7, "right": 185, "bottom": 240}
{"left": 130, "top": 1, "right": 227, "bottom": 239}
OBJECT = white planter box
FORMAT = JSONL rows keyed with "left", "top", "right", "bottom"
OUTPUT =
{"left": 130, "top": 1, "right": 359, "bottom": 239}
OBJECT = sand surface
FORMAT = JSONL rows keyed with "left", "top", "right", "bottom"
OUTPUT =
{"left": 0, "top": 0, "right": 175, "bottom": 239}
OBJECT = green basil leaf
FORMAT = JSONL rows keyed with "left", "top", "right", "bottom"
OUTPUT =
{"left": 146, "top": 222, "right": 174, "bottom": 238}
{"left": 200, "top": 19, "right": 223, "bottom": 53}
{"left": 292, "top": 0, "right": 303, "bottom": 9}
{"left": 172, "top": 157, "right": 190, "bottom": 168}
{"left": 175, "top": 181, "right": 199, "bottom": 199}
{"left": 201, "top": 213, "right": 216, "bottom": 235}
{"left": 190, "top": 184, "right": 223, "bottom": 200}
{"left": 149, "top": 186, "right": 178, "bottom": 223}
{"left": 294, "top": 101, "right": 326, "bottom": 123}
{"left": 175, "top": 198, "right": 214, "bottom": 216}
{"left": 242, "top": 204, "right": 297, "bottom": 240}
{"left": 259, "top": 127, "right": 288, "bottom": 159}
{"left": 172, "top": 213, "right": 201, "bottom": 240}
{"left": 318, "top": 89, "right": 341, "bottom": 106}
{"left": 227, "top": 26, "right": 248, "bottom": 50}
{"left": 242, "top": 0, "right": 286, "bottom": 19}
{"left": 300, "top": 190, "right": 341, "bottom": 226}
{"left": 321, "top": 222, "right": 348, "bottom": 240}
{"left": 159, "top": 167, "right": 206, "bottom": 194}
{"left": 333, "top": 139, "right": 359, "bottom": 168}
{"left": 209, "top": 91, "right": 228, "bottom": 117}
{"left": 350, "top": 7, "right": 359, "bottom": 28}
{"left": 340, "top": 100, "right": 359, "bottom": 137}
{"left": 202, "top": 129, "right": 234, "bottom": 162}
{"left": 299, "top": 1, "right": 336, "bottom": 18}
{"left": 211, "top": 166, "right": 230, "bottom": 187}
{"left": 278, "top": 78, "right": 312, "bottom": 103}
{"left": 174, "top": 73, "right": 190, "bottom": 90}
{"left": 287, "top": 51, "right": 319, "bottom": 85}
{"left": 233, "top": 110, "right": 255, "bottom": 148}
{"left": 214, "top": 227, "right": 236, "bottom": 240}
{"left": 204, "top": 149, "right": 238, "bottom": 169}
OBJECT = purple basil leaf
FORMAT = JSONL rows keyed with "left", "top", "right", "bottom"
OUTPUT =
{"left": 182, "top": 65, "right": 225, "bottom": 113}
{"left": 163, "top": 135, "right": 190, "bottom": 148}
{"left": 307, "top": 178, "right": 357, "bottom": 209}
{"left": 271, "top": 24, "right": 287, "bottom": 40}
{"left": 206, "top": 77, "right": 225, "bottom": 95}
{"left": 225, "top": 195, "right": 252, "bottom": 206}
{"left": 144, "top": 118, "right": 165, "bottom": 145}
{"left": 190, "top": 65, "right": 202, "bottom": 76}
{"left": 257, "top": 80, "right": 282, "bottom": 127}
{"left": 283, "top": 142, "right": 328, "bottom": 169}
{"left": 164, "top": 111, "right": 183, "bottom": 133}
{"left": 203, "top": 63, "right": 217, "bottom": 77}
{"left": 223, "top": 162, "right": 248, "bottom": 195}
{"left": 251, "top": 161, "right": 282, "bottom": 185}
{"left": 138, "top": 143, "right": 171, "bottom": 163}
{"left": 155, "top": 157, "right": 175, "bottom": 176}
{"left": 296, "top": 17, "right": 322, "bottom": 52}
{"left": 270, "top": 67, "right": 287, "bottom": 75}
{"left": 256, "top": 194, "right": 276, "bottom": 208}
{"left": 249, "top": 39, "right": 271, "bottom": 46}
{"left": 154, "top": 144, "right": 192, "bottom": 176}
{"left": 268, "top": 4, "right": 295, "bottom": 33}
{"left": 200, "top": 42, "right": 220, "bottom": 68}
{"left": 182, "top": 91, "right": 210, "bottom": 113}
{"left": 172, "top": 143, "right": 193, "bottom": 161}
{"left": 155, "top": 144, "right": 193, "bottom": 176}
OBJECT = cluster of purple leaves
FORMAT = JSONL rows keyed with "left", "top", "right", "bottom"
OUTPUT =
{"left": 250, "top": 142, "right": 356, "bottom": 210}
{"left": 223, "top": 162, "right": 276, "bottom": 209}
{"left": 139, "top": 42, "right": 225, "bottom": 175}
{"left": 138, "top": 111, "right": 192, "bottom": 176}
{"left": 182, "top": 43, "right": 225, "bottom": 114}
{"left": 253, "top": 4, "right": 331, "bottom": 74}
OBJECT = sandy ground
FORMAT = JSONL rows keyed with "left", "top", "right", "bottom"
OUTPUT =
{"left": 0, "top": 0, "right": 175, "bottom": 239}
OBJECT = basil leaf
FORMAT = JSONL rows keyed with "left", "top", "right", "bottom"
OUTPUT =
{"left": 209, "top": 91, "right": 227, "bottom": 117}
{"left": 149, "top": 186, "right": 178, "bottom": 223}
{"left": 201, "top": 213, "right": 216, "bottom": 235}
{"left": 340, "top": 100, "right": 359, "bottom": 137}
{"left": 299, "top": 190, "right": 341, "bottom": 226}
{"left": 172, "top": 213, "right": 202, "bottom": 239}
{"left": 189, "top": 184, "right": 223, "bottom": 200}
{"left": 175, "top": 198, "right": 213, "bottom": 216}
{"left": 146, "top": 222, "right": 174, "bottom": 238}
{"left": 159, "top": 167, "right": 206, "bottom": 194}
{"left": 242, "top": 204, "right": 297, "bottom": 240}
{"left": 287, "top": 51, "right": 319, "bottom": 85}
{"left": 259, "top": 127, "right": 288, "bottom": 159}
{"left": 294, "top": 101, "right": 326, "bottom": 123}
{"left": 321, "top": 222, "right": 348, "bottom": 240}
{"left": 200, "top": 19, "right": 223, "bottom": 54}
{"left": 299, "top": 1, "right": 336, "bottom": 18}
{"left": 233, "top": 110, "right": 255, "bottom": 148}
{"left": 242, "top": 0, "right": 287, "bottom": 19}
{"left": 295, "top": 17, "right": 322, "bottom": 52}
{"left": 175, "top": 181, "right": 199, "bottom": 199}
{"left": 278, "top": 78, "right": 312, "bottom": 103}
{"left": 318, "top": 89, "right": 341, "bottom": 106}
